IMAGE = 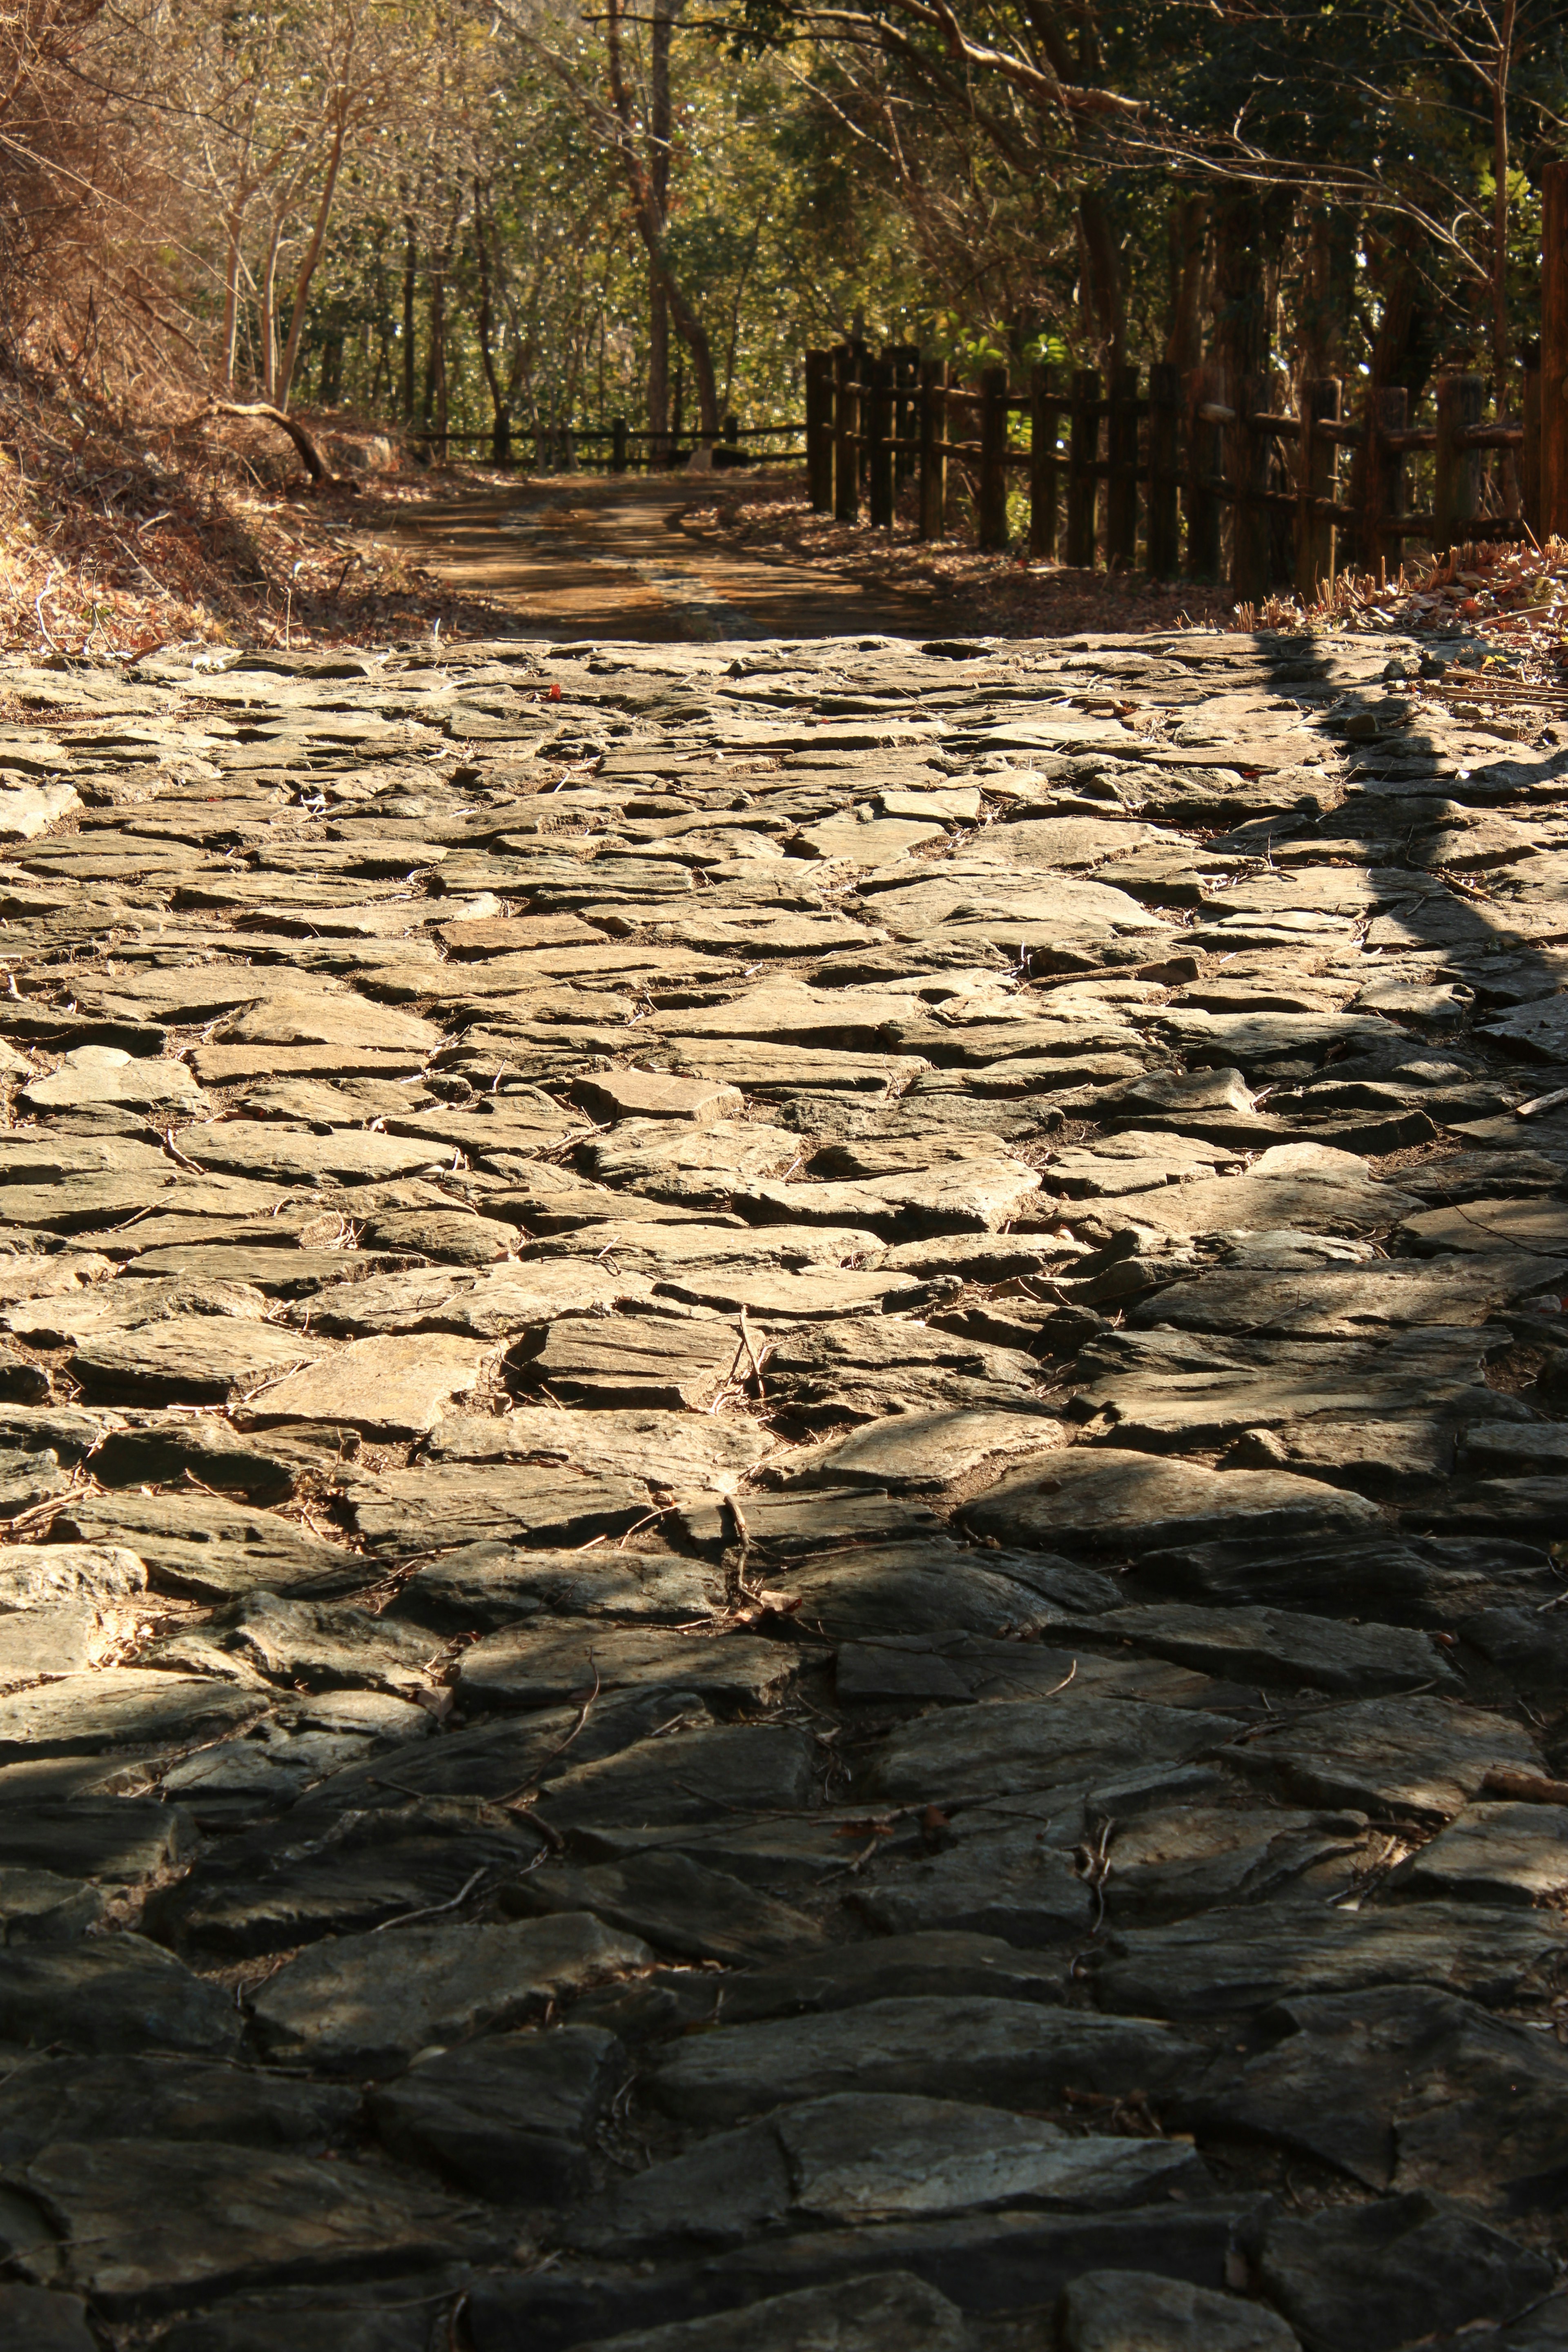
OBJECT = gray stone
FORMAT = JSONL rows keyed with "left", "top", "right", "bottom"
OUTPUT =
{"left": 537, "top": 1724, "right": 816, "bottom": 1833}
{"left": 345, "top": 1464, "right": 655, "bottom": 1556}
{"left": 647, "top": 1997, "right": 1205, "bottom": 2126}
{"left": 0, "top": 1669, "right": 266, "bottom": 1760}
{"left": 428, "top": 1406, "right": 771, "bottom": 1484}
{"left": 1258, "top": 2191, "right": 1553, "bottom": 2352}
{"left": 0, "top": 1934, "right": 239, "bottom": 2053}
{"left": 1058, "top": 2270, "right": 1301, "bottom": 2351}
{"left": 236, "top": 1333, "right": 492, "bottom": 1438}
{"left": 456, "top": 1624, "right": 795, "bottom": 1713}
{"left": 396, "top": 1542, "right": 722, "bottom": 1630}
{"left": 964, "top": 1450, "right": 1381, "bottom": 1556}
{"left": 505, "top": 1851, "right": 822, "bottom": 1964}
{"left": 1229, "top": 1696, "right": 1542, "bottom": 1819}
{"left": 0, "top": 2051, "right": 358, "bottom": 2165}
{"left": 68, "top": 1315, "right": 328, "bottom": 1404}
{"left": 866, "top": 1695, "right": 1237, "bottom": 1804}
{"left": 1077, "top": 1603, "right": 1456, "bottom": 1696}
{"left": 250, "top": 1912, "right": 653, "bottom": 2071}
{"left": 153, "top": 1797, "right": 539, "bottom": 1958}
{"left": 1094, "top": 1899, "right": 1566, "bottom": 2018}
{"left": 9, "top": 2136, "right": 499, "bottom": 2318}
{"left": 150, "top": 1591, "right": 440, "bottom": 1699}
{"left": 518, "top": 1311, "right": 751, "bottom": 1409}
{"left": 574, "top": 2094, "right": 1205, "bottom": 2251}
{"left": 0, "top": 2285, "right": 98, "bottom": 2351}
{"left": 1180, "top": 1986, "right": 1568, "bottom": 2208}
{"left": 368, "top": 2023, "right": 628, "bottom": 2202}
{"left": 54, "top": 1490, "right": 361, "bottom": 1600}
{"left": 557, "top": 2273, "right": 970, "bottom": 2352}
{"left": 1384, "top": 1802, "right": 1568, "bottom": 1907}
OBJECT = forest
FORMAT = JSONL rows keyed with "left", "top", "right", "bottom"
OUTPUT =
{"left": 0, "top": 0, "right": 1561, "bottom": 460}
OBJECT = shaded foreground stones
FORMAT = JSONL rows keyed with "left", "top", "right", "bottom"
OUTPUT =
{"left": 0, "top": 628, "right": 1566, "bottom": 2347}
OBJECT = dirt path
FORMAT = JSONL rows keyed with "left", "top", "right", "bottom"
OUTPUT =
{"left": 371, "top": 473, "right": 964, "bottom": 642}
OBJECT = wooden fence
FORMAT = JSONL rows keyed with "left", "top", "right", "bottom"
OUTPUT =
{"left": 803, "top": 158, "right": 1568, "bottom": 594}
{"left": 804, "top": 345, "right": 1548, "bottom": 597}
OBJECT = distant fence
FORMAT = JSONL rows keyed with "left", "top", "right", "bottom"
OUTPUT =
{"left": 408, "top": 417, "right": 805, "bottom": 474}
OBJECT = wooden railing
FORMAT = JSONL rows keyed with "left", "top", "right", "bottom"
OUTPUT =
{"left": 804, "top": 341, "right": 1540, "bottom": 595}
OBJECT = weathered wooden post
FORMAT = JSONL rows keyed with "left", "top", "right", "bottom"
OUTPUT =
{"left": 1106, "top": 363, "right": 1140, "bottom": 571}
{"left": 869, "top": 351, "right": 895, "bottom": 528}
{"left": 1146, "top": 361, "right": 1180, "bottom": 579}
{"left": 1435, "top": 366, "right": 1485, "bottom": 552}
{"left": 1066, "top": 367, "right": 1100, "bottom": 568}
{"left": 894, "top": 344, "right": 920, "bottom": 485}
{"left": 806, "top": 352, "right": 834, "bottom": 510}
{"left": 1523, "top": 343, "right": 1543, "bottom": 536}
{"left": 1543, "top": 160, "right": 1568, "bottom": 540}
{"left": 1231, "top": 375, "right": 1271, "bottom": 600}
{"left": 1187, "top": 370, "right": 1223, "bottom": 580}
{"left": 918, "top": 359, "right": 948, "bottom": 541}
{"left": 1362, "top": 385, "right": 1407, "bottom": 576}
{"left": 611, "top": 416, "right": 629, "bottom": 475}
{"left": 1295, "top": 376, "right": 1339, "bottom": 599}
{"left": 977, "top": 365, "right": 1010, "bottom": 551}
{"left": 1029, "top": 363, "right": 1058, "bottom": 562}
{"left": 833, "top": 343, "right": 860, "bottom": 525}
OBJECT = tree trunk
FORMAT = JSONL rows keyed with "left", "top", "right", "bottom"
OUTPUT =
{"left": 1492, "top": 0, "right": 1520, "bottom": 514}
{"left": 648, "top": 279, "right": 669, "bottom": 462}
{"left": 471, "top": 183, "right": 510, "bottom": 464}
{"left": 1163, "top": 192, "right": 1206, "bottom": 372}
{"left": 400, "top": 203, "right": 417, "bottom": 427}
{"left": 258, "top": 214, "right": 287, "bottom": 403}
{"left": 220, "top": 197, "right": 248, "bottom": 393}
{"left": 1076, "top": 187, "right": 1125, "bottom": 372}
{"left": 274, "top": 108, "right": 348, "bottom": 411}
{"left": 606, "top": 0, "right": 720, "bottom": 441}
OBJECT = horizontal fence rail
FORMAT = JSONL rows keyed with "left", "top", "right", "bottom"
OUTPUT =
{"left": 407, "top": 418, "right": 806, "bottom": 474}
{"left": 804, "top": 338, "right": 1550, "bottom": 594}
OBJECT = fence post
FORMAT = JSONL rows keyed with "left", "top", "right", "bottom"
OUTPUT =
{"left": 918, "top": 359, "right": 948, "bottom": 541}
{"left": 1294, "top": 376, "right": 1339, "bottom": 600}
{"left": 1147, "top": 362, "right": 1180, "bottom": 578}
{"left": 1187, "top": 369, "right": 1222, "bottom": 579}
{"left": 1029, "top": 364, "right": 1058, "bottom": 562}
{"left": 1523, "top": 345, "right": 1542, "bottom": 537}
{"left": 1435, "top": 367, "right": 1485, "bottom": 553}
{"left": 833, "top": 343, "right": 860, "bottom": 525}
{"left": 1066, "top": 367, "right": 1100, "bottom": 568}
{"left": 1544, "top": 161, "right": 1568, "bottom": 539}
{"left": 1106, "top": 362, "right": 1140, "bottom": 571}
{"left": 1230, "top": 374, "right": 1270, "bottom": 600}
{"left": 1361, "top": 385, "right": 1407, "bottom": 577}
{"left": 806, "top": 352, "right": 833, "bottom": 511}
{"left": 612, "top": 416, "right": 629, "bottom": 475}
{"left": 978, "top": 365, "right": 1010, "bottom": 551}
{"left": 869, "top": 351, "right": 895, "bottom": 529}
{"left": 893, "top": 345, "right": 920, "bottom": 484}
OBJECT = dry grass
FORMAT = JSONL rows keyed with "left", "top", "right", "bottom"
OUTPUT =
{"left": 0, "top": 367, "right": 521, "bottom": 657}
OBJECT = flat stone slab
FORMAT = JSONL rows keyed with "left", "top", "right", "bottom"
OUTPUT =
{"left": 647, "top": 1996, "right": 1207, "bottom": 2126}
{"left": 236, "top": 1332, "right": 492, "bottom": 1438}
{"left": 964, "top": 1448, "right": 1380, "bottom": 1555}
{"left": 455, "top": 1624, "right": 797, "bottom": 1711}
{"left": 11, "top": 2137, "right": 501, "bottom": 2317}
{"left": 250, "top": 1912, "right": 653, "bottom": 2072}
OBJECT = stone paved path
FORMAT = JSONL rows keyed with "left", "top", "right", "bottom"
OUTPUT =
{"left": 0, "top": 628, "right": 1566, "bottom": 2350}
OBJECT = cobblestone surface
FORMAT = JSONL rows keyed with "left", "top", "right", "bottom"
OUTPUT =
{"left": 0, "top": 628, "right": 1567, "bottom": 2349}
